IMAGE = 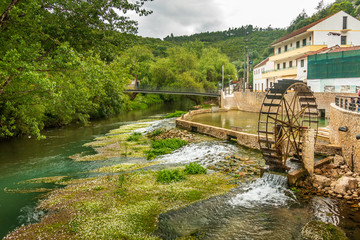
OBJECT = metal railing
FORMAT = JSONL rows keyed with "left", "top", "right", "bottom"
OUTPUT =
{"left": 125, "top": 85, "right": 221, "bottom": 97}
{"left": 335, "top": 96, "right": 360, "bottom": 112}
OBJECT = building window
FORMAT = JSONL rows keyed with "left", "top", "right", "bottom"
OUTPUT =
{"left": 277, "top": 64, "right": 280, "bottom": 70}
{"left": 262, "top": 83, "right": 264, "bottom": 91}
{"left": 301, "top": 59, "right": 304, "bottom": 68}
{"left": 296, "top": 41, "right": 300, "bottom": 48}
{"left": 285, "top": 45, "right": 288, "bottom": 52}
{"left": 290, "top": 43, "right": 293, "bottom": 47}
{"left": 343, "top": 16, "right": 348, "bottom": 29}
{"left": 303, "top": 39, "right": 307, "bottom": 46}
{"left": 278, "top": 47, "right": 281, "bottom": 54}
{"left": 309, "top": 36, "right": 312, "bottom": 41}
{"left": 289, "top": 61, "right": 293, "bottom": 68}
{"left": 341, "top": 36, "right": 347, "bottom": 45}
{"left": 270, "top": 82, "right": 273, "bottom": 88}
{"left": 283, "top": 62, "right": 286, "bottom": 69}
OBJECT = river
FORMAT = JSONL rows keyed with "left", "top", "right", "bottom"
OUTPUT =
{"left": 1, "top": 105, "right": 360, "bottom": 239}
{"left": 0, "top": 102, "right": 193, "bottom": 238}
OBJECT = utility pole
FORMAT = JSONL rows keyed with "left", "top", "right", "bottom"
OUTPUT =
{"left": 247, "top": 53, "right": 250, "bottom": 89}
{"left": 222, "top": 65, "right": 224, "bottom": 92}
{"left": 243, "top": 31, "right": 248, "bottom": 91}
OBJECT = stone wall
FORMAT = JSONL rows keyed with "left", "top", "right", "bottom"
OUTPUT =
{"left": 223, "top": 91, "right": 356, "bottom": 117}
{"left": 329, "top": 104, "right": 360, "bottom": 173}
{"left": 177, "top": 109, "right": 342, "bottom": 155}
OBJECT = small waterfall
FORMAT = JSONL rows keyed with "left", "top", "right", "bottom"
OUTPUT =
{"left": 158, "top": 141, "right": 238, "bottom": 166}
{"left": 229, "top": 173, "right": 296, "bottom": 208}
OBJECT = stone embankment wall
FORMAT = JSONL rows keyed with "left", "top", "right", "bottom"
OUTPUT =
{"left": 222, "top": 91, "right": 355, "bottom": 117}
{"left": 177, "top": 109, "right": 260, "bottom": 150}
{"left": 176, "top": 109, "right": 341, "bottom": 156}
{"left": 329, "top": 103, "right": 360, "bottom": 173}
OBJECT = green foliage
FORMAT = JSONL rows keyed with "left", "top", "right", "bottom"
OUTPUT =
{"left": 156, "top": 169, "right": 185, "bottom": 183}
{"left": 165, "top": 111, "right": 187, "bottom": 118}
{"left": 130, "top": 94, "right": 164, "bottom": 110}
{"left": 126, "top": 132, "right": 142, "bottom": 141}
{"left": 149, "top": 129, "right": 163, "bottom": 137}
{"left": 0, "top": 0, "right": 152, "bottom": 139}
{"left": 145, "top": 138, "right": 187, "bottom": 160}
{"left": 184, "top": 162, "right": 207, "bottom": 175}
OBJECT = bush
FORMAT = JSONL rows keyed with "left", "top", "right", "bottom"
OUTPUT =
{"left": 157, "top": 169, "right": 185, "bottom": 183}
{"left": 184, "top": 162, "right": 207, "bottom": 175}
{"left": 164, "top": 111, "right": 187, "bottom": 118}
{"left": 127, "top": 132, "right": 142, "bottom": 141}
{"left": 148, "top": 129, "right": 163, "bottom": 137}
{"left": 145, "top": 138, "right": 187, "bottom": 160}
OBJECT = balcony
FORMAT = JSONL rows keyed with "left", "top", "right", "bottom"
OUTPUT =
{"left": 262, "top": 67, "right": 297, "bottom": 78}
{"left": 269, "top": 45, "right": 327, "bottom": 62}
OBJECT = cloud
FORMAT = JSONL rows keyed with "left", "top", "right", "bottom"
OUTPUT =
{"left": 129, "top": 0, "right": 335, "bottom": 39}
{"left": 134, "top": 0, "right": 225, "bottom": 38}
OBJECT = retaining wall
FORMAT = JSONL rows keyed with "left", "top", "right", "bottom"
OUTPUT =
{"left": 176, "top": 109, "right": 342, "bottom": 156}
{"left": 223, "top": 91, "right": 356, "bottom": 117}
{"left": 329, "top": 104, "right": 360, "bottom": 173}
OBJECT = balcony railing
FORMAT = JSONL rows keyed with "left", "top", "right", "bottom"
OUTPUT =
{"left": 275, "top": 41, "right": 312, "bottom": 55}
{"left": 263, "top": 66, "right": 297, "bottom": 74}
{"left": 335, "top": 96, "right": 360, "bottom": 112}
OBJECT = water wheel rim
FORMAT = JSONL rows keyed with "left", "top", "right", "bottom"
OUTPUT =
{"left": 257, "top": 80, "right": 319, "bottom": 172}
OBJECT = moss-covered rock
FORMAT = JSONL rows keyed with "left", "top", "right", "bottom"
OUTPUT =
{"left": 301, "top": 220, "right": 348, "bottom": 240}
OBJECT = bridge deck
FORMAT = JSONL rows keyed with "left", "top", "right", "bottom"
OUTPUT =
{"left": 124, "top": 89, "right": 220, "bottom": 97}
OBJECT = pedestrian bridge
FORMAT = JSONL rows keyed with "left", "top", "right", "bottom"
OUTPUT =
{"left": 124, "top": 87, "right": 221, "bottom": 97}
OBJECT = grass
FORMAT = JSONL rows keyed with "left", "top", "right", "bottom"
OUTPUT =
{"left": 145, "top": 138, "right": 187, "bottom": 160}
{"left": 6, "top": 170, "right": 236, "bottom": 239}
{"left": 156, "top": 169, "right": 186, "bottom": 183}
{"left": 183, "top": 162, "right": 207, "bottom": 175}
{"left": 164, "top": 111, "right": 187, "bottom": 119}
{"left": 127, "top": 132, "right": 142, "bottom": 141}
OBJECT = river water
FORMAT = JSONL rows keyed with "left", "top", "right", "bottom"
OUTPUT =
{"left": 0, "top": 102, "right": 193, "bottom": 238}
{"left": 1, "top": 106, "right": 360, "bottom": 239}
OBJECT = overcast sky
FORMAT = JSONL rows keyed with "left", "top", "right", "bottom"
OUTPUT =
{"left": 128, "top": 0, "right": 336, "bottom": 39}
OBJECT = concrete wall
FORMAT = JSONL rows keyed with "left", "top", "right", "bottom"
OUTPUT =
{"left": 329, "top": 103, "right": 360, "bottom": 173}
{"left": 225, "top": 91, "right": 356, "bottom": 117}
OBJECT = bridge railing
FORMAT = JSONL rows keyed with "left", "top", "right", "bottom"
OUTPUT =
{"left": 335, "top": 95, "right": 360, "bottom": 112}
{"left": 127, "top": 84, "right": 221, "bottom": 95}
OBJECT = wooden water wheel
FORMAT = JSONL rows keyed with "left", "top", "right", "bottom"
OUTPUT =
{"left": 258, "top": 79, "right": 319, "bottom": 172}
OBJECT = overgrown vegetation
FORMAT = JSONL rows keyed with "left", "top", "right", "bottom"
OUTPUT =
{"left": 184, "top": 162, "right": 207, "bottom": 175}
{"left": 126, "top": 132, "right": 142, "bottom": 141}
{"left": 145, "top": 138, "right": 188, "bottom": 160}
{"left": 5, "top": 170, "right": 236, "bottom": 239}
{"left": 164, "top": 111, "right": 187, "bottom": 118}
{"left": 156, "top": 169, "right": 186, "bottom": 183}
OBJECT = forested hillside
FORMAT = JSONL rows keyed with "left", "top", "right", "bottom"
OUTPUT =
{"left": 1, "top": 0, "right": 360, "bottom": 139}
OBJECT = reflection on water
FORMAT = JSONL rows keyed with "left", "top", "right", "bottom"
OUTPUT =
{"left": 190, "top": 111, "right": 329, "bottom": 134}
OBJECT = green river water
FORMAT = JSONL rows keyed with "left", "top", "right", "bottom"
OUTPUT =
{"left": 0, "top": 102, "right": 193, "bottom": 238}
{"left": 1, "top": 105, "right": 359, "bottom": 239}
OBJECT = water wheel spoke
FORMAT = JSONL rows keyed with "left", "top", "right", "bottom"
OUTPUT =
{"left": 258, "top": 80, "right": 318, "bottom": 172}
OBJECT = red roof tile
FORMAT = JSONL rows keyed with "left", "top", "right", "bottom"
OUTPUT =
{"left": 254, "top": 58, "right": 269, "bottom": 68}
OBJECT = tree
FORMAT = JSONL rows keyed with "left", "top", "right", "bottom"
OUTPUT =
{"left": 0, "top": 0, "right": 152, "bottom": 138}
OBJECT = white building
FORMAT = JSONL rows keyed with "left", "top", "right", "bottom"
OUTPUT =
{"left": 253, "top": 11, "right": 360, "bottom": 91}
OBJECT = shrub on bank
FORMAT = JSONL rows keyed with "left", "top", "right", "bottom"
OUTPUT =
{"left": 184, "top": 162, "right": 207, "bottom": 175}
{"left": 156, "top": 169, "right": 185, "bottom": 183}
{"left": 145, "top": 138, "right": 187, "bottom": 160}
